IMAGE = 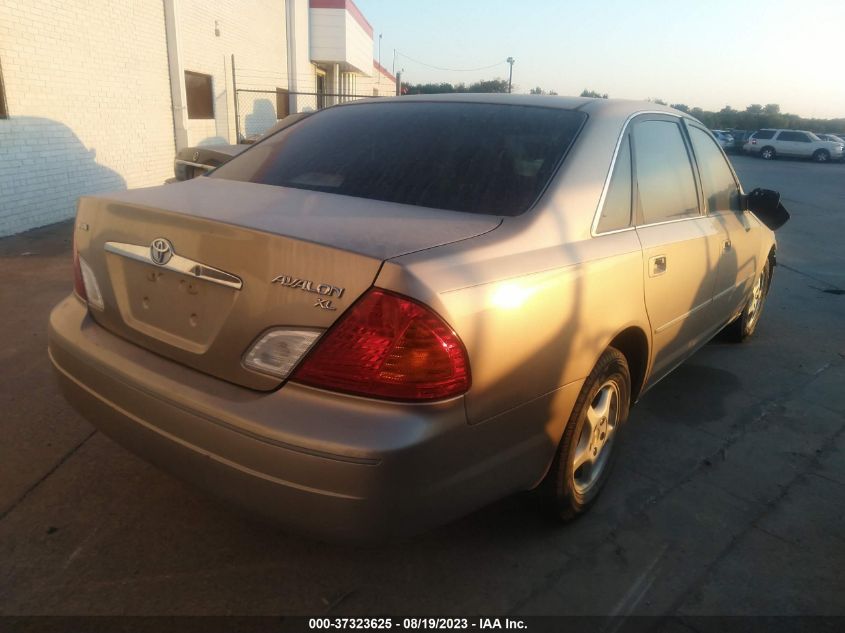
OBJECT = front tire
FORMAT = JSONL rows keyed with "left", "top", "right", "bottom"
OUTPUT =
{"left": 724, "top": 261, "right": 771, "bottom": 342}
{"left": 537, "top": 348, "right": 631, "bottom": 521}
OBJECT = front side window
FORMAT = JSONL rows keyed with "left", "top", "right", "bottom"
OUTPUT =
{"left": 211, "top": 102, "right": 586, "bottom": 216}
{"left": 596, "top": 134, "right": 632, "bottom": 233}
{"left": 185, "top": 71, "right": 214, "bottom": 119}
{"left": 688, "top": 126, "right": 741, "bottom": 213}
{"left": 632, "top": 120, "right": 700, "bottom": 225}
{"left": 754, "top": 130, "right": 775, "bottom": 140}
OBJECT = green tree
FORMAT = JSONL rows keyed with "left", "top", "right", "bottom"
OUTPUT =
{"left": 671, "top": 103, "right": 691, "bottom": 113}
{"left": 466, "top": 78, "right": 510, "bottom": 93}
{"left": 401, "top": 82, "right": 456, "bottom": 94}
{"left": 401, "top": 79, "right": 509, "bottom": 94}
{"left": 580, "top": 89, "right": 608, "bottom": 98}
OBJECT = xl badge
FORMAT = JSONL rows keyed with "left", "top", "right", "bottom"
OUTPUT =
{"left": 271, "top": 275, "right": 345, "bottom": 311}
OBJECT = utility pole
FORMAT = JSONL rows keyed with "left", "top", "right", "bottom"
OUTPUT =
{"left": 506, "top": 57, "right": 515, "bottom": 94}
{"left": 378, "top": 33, "right": 382, "bottom": 69}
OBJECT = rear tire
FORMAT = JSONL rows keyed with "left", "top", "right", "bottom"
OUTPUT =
{"left": 760, "top": 146, "right": 776, "bottom": 160}
{"left": 536, "top": 348, "right": 631, "bottom": 521}
{"left": 813, "top": 149, "right": 830, "bottom": 163}
{"left": 723, "top": 261, "right": 771, "bottom": 342}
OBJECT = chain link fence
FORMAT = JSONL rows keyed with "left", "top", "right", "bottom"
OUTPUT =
{"left": 235, "top": 89, "right": 373, "bottom": 142}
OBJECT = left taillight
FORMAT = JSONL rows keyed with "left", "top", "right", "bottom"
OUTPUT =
{"left": 72, "top": 237, "right": 104, "bottom": 310}
{"left": 72, "top": 237, "right": 86, "bottom": 301}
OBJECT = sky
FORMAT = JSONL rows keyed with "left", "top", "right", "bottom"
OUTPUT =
{"left": 355, "top": 0, "right": 845, "bottom": 120}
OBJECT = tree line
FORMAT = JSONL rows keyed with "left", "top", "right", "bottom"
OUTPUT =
{"left": 399, "top": 81, "right": 845, "bottom": 134}
{"left": 655, "top": 100, "right": 845, "bottom": 135}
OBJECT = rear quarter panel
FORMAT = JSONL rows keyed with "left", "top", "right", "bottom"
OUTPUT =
{"left": 377, "top": 226, "right": 649, "bottom": 427}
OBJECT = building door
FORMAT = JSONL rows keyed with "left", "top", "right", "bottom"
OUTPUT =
{"left": 316, "top": 73, "right": 326, "bottom": 110}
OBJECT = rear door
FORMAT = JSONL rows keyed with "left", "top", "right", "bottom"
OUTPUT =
{"left": 775, "top": 130, "right": 810, "bottom": 157}
{"left": 686, "top": 122, "right": 762, "bottom": 321}
{"left": 632, "top": 116, "right": 725, "bottom": 378}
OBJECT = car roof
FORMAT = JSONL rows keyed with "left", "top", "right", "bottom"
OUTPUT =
{"left": 761, "top": 128, "right": 814, "bottom": 133}
{"left": 357, "top": 93, "right": 683, "bottom": 117}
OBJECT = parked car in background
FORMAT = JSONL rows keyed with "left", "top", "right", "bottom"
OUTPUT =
{"left": 50, "top": 96, "right": 788, "bottom": 541}
{"left": 817, "top": 133, "right": 845, "bottom": 149}
{"left": 728, "top": 129, "right": 754, "bottom": 153}
{"left": 172, "top": 144, "right": 246, "bottom": 182}
{"left": 744, "top": 129, "right": 844, "bottom": 162}
{"left": 171, "top": 112, "right": 312, "bottom": 181}
{"left": 711, "top": 129, "right": 734, "bottom": 150}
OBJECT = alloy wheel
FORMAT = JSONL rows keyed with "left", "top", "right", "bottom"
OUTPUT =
{"left": 572, "top": 380, "right": 620, "bottom": 494}
{"left": 746, "top": 269, "right": 766, "bottom": 333}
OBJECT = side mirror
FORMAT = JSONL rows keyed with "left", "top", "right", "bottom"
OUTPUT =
{"left": 742, "top": 188, "right": 790, "bottom": 231}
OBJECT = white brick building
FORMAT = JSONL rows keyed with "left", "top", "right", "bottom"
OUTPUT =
{"left": 0, "top": 0, "right": 397, "bottom": 237}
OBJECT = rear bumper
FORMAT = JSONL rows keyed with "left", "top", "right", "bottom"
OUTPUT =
{"left": 48, "top": 295, "right": 560, "bottom": 541}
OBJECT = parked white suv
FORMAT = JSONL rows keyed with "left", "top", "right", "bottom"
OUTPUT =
{"left": 744, "top": 129, "right": 844, "bottom": 162}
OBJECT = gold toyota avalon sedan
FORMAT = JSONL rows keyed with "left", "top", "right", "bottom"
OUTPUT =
{"left": 48, "top": 95, "right": 789, "bottom": 541}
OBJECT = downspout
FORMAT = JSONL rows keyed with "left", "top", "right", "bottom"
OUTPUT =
{"left": 163, "top": 0, "right": 189, "bottom": 150}
{"left": 285, "top": 0, "right": 298, "bottom": 113}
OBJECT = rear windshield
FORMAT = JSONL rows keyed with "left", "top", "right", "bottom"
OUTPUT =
{"left": 210, "top": 102, "right": 587, "bottom": 216}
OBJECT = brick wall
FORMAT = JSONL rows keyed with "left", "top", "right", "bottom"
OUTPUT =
{"left": 0, "top": 1, "right": 176, "bottom": 236}
{"left": 177, "top": 0, "right": 288, "bottom": 145}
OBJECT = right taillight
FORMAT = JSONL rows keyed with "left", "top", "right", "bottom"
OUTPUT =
{"left": 291, "top": 288, "right": 470, "bottom": 402}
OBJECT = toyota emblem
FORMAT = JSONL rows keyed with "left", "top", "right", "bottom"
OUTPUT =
{"left": 150, "top": 238, "right": 174, "bottom": 266}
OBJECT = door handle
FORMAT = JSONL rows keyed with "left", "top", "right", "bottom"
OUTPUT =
{"left": 649, "top": 255, "right": 667, "bottom": 277}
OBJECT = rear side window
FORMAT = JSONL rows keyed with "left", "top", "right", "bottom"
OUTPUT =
{"left": 596, "top": 135, "right": 632, "bottom": 233}
{"left": 211, "top": 102, "right": 586, "bottom": 216}
{"left": 688, "top": 126, "right": 741, "bottom": 213}
{"left": 777, "top": 131, "right": 809, "bottom": 142}
{"left": 633, "top": 120, "right": 700, "bottom": 225}
{"left": 754, "top": 130, "right": 775, "bottom": 140}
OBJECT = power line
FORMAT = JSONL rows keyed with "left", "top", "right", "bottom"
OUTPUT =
{"left": 394, "top": 50, "right": 506, "bottom": 73}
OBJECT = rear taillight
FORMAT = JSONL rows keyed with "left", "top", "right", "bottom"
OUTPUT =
{"left": 751, "top": 139, "right": 757, "bottom": 145}
{"left": 72, "top": 237, "right": 104, "bottom": 310}
{"left": 291, "top": 289, "right": 470, "bottom": 402}
{"left": 72, "top": 238, "right": 87, "bottom": 301}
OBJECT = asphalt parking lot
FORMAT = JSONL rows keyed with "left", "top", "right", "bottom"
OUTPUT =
{"left": 1, "top": 155, "right": 843, "bottom": 624}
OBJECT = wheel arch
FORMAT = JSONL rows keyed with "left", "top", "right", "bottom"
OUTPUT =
{"left": 766, "top": 244, "right": 777, "bottom": 292}
{"left": 607, "top": 326, "right": 650, "bottom": 404}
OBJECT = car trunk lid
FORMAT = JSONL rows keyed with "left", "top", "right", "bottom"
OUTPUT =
{"left": 73, "top": 177, "right": 500, "bottom": 390}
